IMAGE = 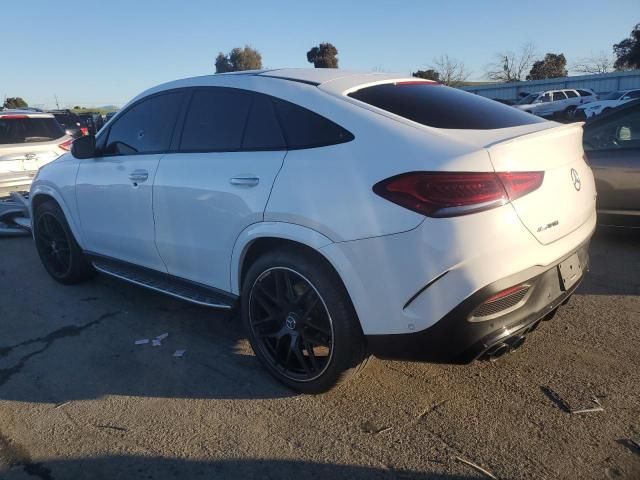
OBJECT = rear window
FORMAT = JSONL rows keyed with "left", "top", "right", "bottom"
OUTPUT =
{"left": 0, "top": 117, "right": 65, "bottom": 144}
{"left": 53, "top": 114, "right": 80, "bottom": 128}
{"left": 348, "top": 83, "right": 545, "bottom": 130}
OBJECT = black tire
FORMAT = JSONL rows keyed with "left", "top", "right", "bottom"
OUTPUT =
{"left": 564, "top": 105, "right": 577, "bottom": 120}
{"left": 33, "top": 200, "right": 95, "bottom": 284}
{"left": 241, "top": 247, "right": 368, "bottom": 393}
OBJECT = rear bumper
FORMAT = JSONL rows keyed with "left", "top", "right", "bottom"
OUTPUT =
{"left": 366, "top": 240, "right": 590, "bottom": 363}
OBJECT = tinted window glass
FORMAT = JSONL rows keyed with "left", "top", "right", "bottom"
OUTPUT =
{"left": 105, "top": 93, "right": 182, "bottom": 155}
{"left": 552, "top": 92, "right": 567, "bottom": 101}
{"left": 273, "top": 99, "right": 354, "bottom": 149}
{"left": 348, "top": 83, "right": 544, "bottom": 130}
{"left": 577, "top": 90, "right": 593, "bottom": 97}
{"left": 0, "top": 117, "right": 64, "bottom": 144}
{"left": 584, "top": 106, "right": 640, "bottom": 152}
{"left": 242, "top": 94, "right": 286, "bottom": 150}
{"left": 539, "top": 93, "right": 552, "bottom": 103}
{"left": 565, "top": 90, "right": 578, "bottom": 98}
{"left": 53, "top": 113, "right": 80, "bottom": 128}
{"left": 181, "top": 89, "right": 251, "bottom": 151}
{"left": 626, "top": 90, "right": 640, "bottom": 99}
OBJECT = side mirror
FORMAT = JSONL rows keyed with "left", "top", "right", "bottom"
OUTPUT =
{"left": 71, "top": 135, "right": 97, "bottom": 159}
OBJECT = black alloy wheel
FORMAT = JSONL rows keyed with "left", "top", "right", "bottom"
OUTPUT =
{"left": 248, "top": 267, "right": 334, "bottom": 382}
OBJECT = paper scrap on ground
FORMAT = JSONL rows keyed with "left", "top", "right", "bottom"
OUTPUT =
{"left": 152, "top": 339, "right": 162, "bottom": 347}
{"left": 173, "top": 349, "right": 186, "bottom": 357}
{"left": 134, "top": 339, "right": 150, "bottom": 345}
{"left": 155, "top": 333, "right": 169, "bottom": 341}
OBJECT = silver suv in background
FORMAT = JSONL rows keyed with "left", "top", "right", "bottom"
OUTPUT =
{"left": 514, "top": 88, "right": 598, "bottom": 120}
{"left": 0, "top": 111, "right": 72, "bottom": 196}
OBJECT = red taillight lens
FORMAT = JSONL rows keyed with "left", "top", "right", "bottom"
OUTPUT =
{"left": 496, "top": 172, "right": 544, "bottom": 201}
{"left": 81, "top": 127, "right": 89, "bottom": 136}
{"left": 58, "top": 138, "right": 73, "bottom": 151}
{"left": 373, "top": 171, "right": 544, "bottom": 217}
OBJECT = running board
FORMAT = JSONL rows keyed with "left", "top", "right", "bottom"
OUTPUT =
{"left": 91, "top": 257, "right": 236, "bottom": 309}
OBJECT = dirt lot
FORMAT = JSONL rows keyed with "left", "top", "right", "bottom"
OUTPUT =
{"left": 1, "top": 229, "right": 639, "bottom": 480}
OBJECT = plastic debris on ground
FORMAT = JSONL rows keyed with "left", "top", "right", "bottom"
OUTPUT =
{"left": 0, "top": 192, "right": 31, "bottom": 237}
{"left": 173, "top": 350, "right": 186, "bottom": 358}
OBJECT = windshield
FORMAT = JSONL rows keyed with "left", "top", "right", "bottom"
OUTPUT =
{"left": 600, "top": 91, "right": 623, "bottom": 101}
{"left": 0, "top": 117, "right": 65, "bottom": 144}
{"left": 517, "top": 93, "right": 540, "bottom": 105}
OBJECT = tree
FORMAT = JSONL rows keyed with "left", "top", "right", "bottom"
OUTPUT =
{"left": 573, "top": 52, "right": 615, "bottom": 74}
{"left": 215, "top": 46, "right": 262, "bottom": 73}
{"left": 412, "top": 69, "right": 440, "bottom": 82}
{"left": 486, "top": 43, "right": 536, "bottom": 82}
{"left": 429, "top": 55, "right": 469, "bottom": 87}
{"left": 306, "top": 43, "right": 338, "bottom": 68}
{"left": 3, "top": 97, "right": 28, "bottom": 109}
{"left": 527, "top": 53, "right": 568, "bottom": 80}
{"left": 613, "top": 23, "right": 640, "bottom": 70}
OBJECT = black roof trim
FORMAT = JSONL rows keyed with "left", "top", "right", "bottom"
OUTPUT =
{"left": 257, "top": 74, "right": 320, "bottom": 86}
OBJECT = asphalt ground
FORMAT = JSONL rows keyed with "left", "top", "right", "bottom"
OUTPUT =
{"left": 0, "top": 228, "right": 639, "bottom": 480}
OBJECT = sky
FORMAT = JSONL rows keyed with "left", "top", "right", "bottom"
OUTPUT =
{"left": 3, "top": 0, "right": 637, "bottom": 109}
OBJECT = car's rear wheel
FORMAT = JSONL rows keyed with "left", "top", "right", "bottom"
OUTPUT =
{"left": 242, "top": 248, "right": 368, "bottom": 393}
{"left": 564, "top": 105, "right": 577, "bottom": 120}
{"left": 34, "top": 200, "right": 95, "bottom": 284}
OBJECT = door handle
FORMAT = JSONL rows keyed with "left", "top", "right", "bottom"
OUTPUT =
{"left": 230, "top": 176, "right": 259, "bottom": 187}
{"left": 129, "top": 169, "right": 149, "bottom": 183}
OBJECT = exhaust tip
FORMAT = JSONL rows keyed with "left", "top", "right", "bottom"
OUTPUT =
{"left": 506, "top": 335, "right": 526, "bottom": 351}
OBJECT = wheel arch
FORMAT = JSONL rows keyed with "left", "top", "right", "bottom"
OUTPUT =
{"left": 231, "top": 222, "right": 335, "bottom": 296}
{"left": 30, "top": 186, "right": 83, "bottom": 245}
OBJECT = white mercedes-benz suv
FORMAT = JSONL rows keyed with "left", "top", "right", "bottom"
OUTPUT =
{"left": 30, "top": 69, "right": 596, "bottom": 393}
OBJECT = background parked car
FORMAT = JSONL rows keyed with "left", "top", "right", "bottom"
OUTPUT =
{"left": 0, "top": 110, "right": 71, "bottom": 195}
{"left": 583, "top": 99, "right": 640, "bottom": 227}
{"left": 514, "top": 88, "right": 597, "bottom": 120}
{"left": 77, "top": 113, "right": 96, "bottom": 135}
{"left": 49, "top": 110, "right": 84, "bottom": 138}
{"left": 105, "top": 111, "right": 117, "bottom": 122}
{"left": 92, "top": 113, "right": 105, "bottom": 132}
{"left": 576, "top": 89, "right": 640, "bottom": 119}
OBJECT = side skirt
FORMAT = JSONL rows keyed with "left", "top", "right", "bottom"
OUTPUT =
{"left": 86, "top": 253, "right": 237, "bottom": 309}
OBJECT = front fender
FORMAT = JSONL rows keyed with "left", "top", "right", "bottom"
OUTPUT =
{"left": 30, "top": 182, "right": 83, "bottom": 246}
{"left": 229, "top": 222, "right": 334, "bottom": 295}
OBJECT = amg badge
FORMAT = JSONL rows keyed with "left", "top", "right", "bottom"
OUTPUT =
{"left": 537, "top": 220, "right": 559, "bottom": 233}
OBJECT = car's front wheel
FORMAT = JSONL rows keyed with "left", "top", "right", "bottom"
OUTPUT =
{"left": 241, "top": 248, "right": 368, "bottom": 393}
{"left": 33, "top": 200, "right": 95, "bottom": 284}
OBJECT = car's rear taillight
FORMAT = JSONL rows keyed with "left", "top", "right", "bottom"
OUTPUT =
{"left": 58, "top": 138, "right": 73, "bottom": 151}
{"left": 373, "top": 171, "right": 543, "bottom": 218}
{"left": 81, "top": 127, "right": 89, "bottom": 136}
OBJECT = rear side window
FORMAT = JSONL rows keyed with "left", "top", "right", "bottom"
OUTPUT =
{"left": 348, "top": 83, "right": 545, "bottom": 130}
{"left": 577, "top": 90, "right": 593, "bottom": 97}
{"left": 273, "top": 99, "right": 354, "bottom": 149}
{"left": 565, "top": 90, "right": 578, "bottom": 98}
{"left": 105, "top": 92, "right": 182, "bottom": 155}
{"left": 181, "top": 89, "right": 252, "bottom": 151}
{"left": 242, "top": 94, "right": 286, "bottom": 150}
{"left": 0, "top": 117, "right": 64, "bottom": 144}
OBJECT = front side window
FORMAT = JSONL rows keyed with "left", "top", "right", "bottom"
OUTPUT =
{"left": 552, "top": 92, "right": 567, "bottom": 101}
{"left": 584, "top": 106, "right": 640, "bottom": 152}
{"left": 348, "top": 83, "right": 544, "bottom": 129}
{"left": 537, "top": 93, "right": 552, "bottom": 103}
{"left": 104, "top": 92, "right": 182, "bottom": 155}
{"left": 180, "top": 89, "right": 252, "bottom": 151}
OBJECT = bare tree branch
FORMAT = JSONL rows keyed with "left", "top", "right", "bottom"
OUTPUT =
{"left": 485, "top": 42, "right": 536, "bottom": 82}
{"left": 573, "top": 51, "right": 615, "bottom": 74}
{"left": 430, "top": 55, "right": 470, "bottom": 87}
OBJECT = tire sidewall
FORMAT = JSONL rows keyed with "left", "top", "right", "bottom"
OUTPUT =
{"left": 241, "top": 249, "right": 364, "bottom": 393}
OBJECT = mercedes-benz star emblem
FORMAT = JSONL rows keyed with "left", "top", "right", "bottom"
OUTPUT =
{"left": 285, "top": 313, "right": 297, "bottom": 330}
{"left": 570, "top": 168, "right": 581, "bottom": 191}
